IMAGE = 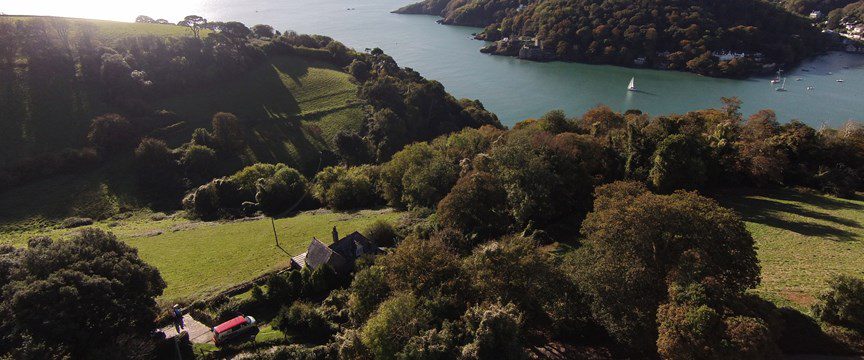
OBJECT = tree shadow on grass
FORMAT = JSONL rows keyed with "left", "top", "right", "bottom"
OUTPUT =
{"left": 722, "top": 191, "right": 860, "bottom": 242}
{"left": 766, "top": 189, "right": 864, "bottom": 212}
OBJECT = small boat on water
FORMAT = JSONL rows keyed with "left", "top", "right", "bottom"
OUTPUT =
{"left": 628, "top": 77, "right": 637, "bottom": 91}
{"left": 837, "top": 79, "right": 845, "bottom": 83}
{"left": 770, "top": 70, "right": 782, "bottom": 84}
{"left": 807, "top": 86, "right": 815, "bottom": 91}
{"left": 796, "top": 78, "right": 803, "bottom": 81}
{"left": 775, "top": 78, "right": 788, "bottom": 92}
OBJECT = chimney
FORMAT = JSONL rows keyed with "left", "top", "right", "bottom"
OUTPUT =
{"left": 332, "top": 226, "right": 339, "bottom": 244}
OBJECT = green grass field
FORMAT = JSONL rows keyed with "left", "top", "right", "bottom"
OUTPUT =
{"left": 1, "top": 16, "right": 206, "bottom": 44}
{"left": 157, "top": 54, "right": 365, "bottom": 171}
{"left": 0, "top": 209, "right": 402, "bottom": 302}
{"left": 720, "top": 188, "right": 864, "bottom": 313}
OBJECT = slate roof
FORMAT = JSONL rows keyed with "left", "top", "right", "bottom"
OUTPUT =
{"left": 330, "top": 231, "right": 377, "bottom": 259}
{"left": 304, "top": 238, "right": 336, "bottom": 270}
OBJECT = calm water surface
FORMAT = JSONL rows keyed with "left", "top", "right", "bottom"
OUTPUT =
{"left": 6, "top": 0, "right": 864, "bottom": 126}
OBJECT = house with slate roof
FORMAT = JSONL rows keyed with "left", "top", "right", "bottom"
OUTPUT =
{"left": 290, "top": 227, "right": 379, "bottom": 273}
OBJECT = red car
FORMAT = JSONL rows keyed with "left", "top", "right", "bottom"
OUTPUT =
{"left": 212, "top": 315, "right": 258, "bottom": 346}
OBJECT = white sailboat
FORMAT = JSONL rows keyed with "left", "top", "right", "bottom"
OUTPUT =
{"left": 775, "top": 77, "right": 787, "bottom": 92}
{"left": 627, "top": 77, "right": 637, "bottom": 91}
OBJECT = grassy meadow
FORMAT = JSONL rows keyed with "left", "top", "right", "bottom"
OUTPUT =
{"left": 720, "top": 188, "right": 864, "bottom": 313}
{"left": 1, "top": 15, "right": 206, "bottom": 44}
{"left": 0, "top": 208, "right": 402, "bottom": 302}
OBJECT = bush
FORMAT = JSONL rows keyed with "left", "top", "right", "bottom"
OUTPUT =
{"left": 87, "top": 113, "right": 136, "bottom": 153}
{"left": 231, "top": 163, "right": 283, "bottom": 193}
{"left": 436, "top": 171, "right": 510, "bottom": 246}
{"left": 362, "top": 220, "right": 399, "bottom": 248}
{"left": 273, "top": 302, "right": 335, "bottom": 343}
{"left": 60, "top": 217, "right": 94, "bottom": 229}
{"left": 133, "top": 138, "right": 182, "bottom": 193}
{"left": 312, "top": 165, "right": 381, "bottom": 211}
{"left": 348, "top": 266, "right": 391, "bottom": 323}
{"left": 255, "top": 166, "right": 308, "bottom": 216}
{"left": 460, "top": 302, "right": 524, "bottom": 359}
{"left": 814, "top": 275, "right": 864, "bottom": 333}
{"left": 650, "top": 134, "right": 707, "bottom": 192}
{"left": 378, "top": 142, "right": 459, "bottom": 209}
{"left": 181, "top": 144, "right": 218, "bottom": 183}
{"left": 210, "top": 112, "right": 245, "bottom": 152}
{"left": 0, "top": 229, "right": 166, "bottom": 358}
{"left": 361, "top": 292, "right": 430, "bottom": 359}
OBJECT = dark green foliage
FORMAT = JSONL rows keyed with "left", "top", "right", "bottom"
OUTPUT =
{"left": 463, "top": 236, "right": 583, "bottom": 329}
{"left": 335, "top": 131, "right": 373, "bottom": 166}
{"left": 87, "top": 113, "right": 136, "bottom": 153}
{"left": 361, "top": 292, "right": 431, "bottom": 360}
{"left": 574, "top": 181, "right": 760, "bottom": 353}
{"left": 348, "top": 265, "right": 391, "bottom": 323}
{"left": 348, "top": 59, "right": 371, "bottom": 82}
{"left": 133, "top": 138, "right": 182, "bottom": 194}
{"left": 273, "top": 302, "right": 336, "bottom": 343}
{"left": 363, "top": 220, "right": 400, "bottom": 248}
{"left": 490, "top": 128, "right": 603, "bottom": 227}
{"left": 409, "top": 0, "right": 828, "bottom": 77}
{"left": 656, "top": 291, "right": 781, "bottom": 360}
{"left": 181, "top": 144, "right": 218, "bottom": 184}
{"left": 650, "top": 133, "right": 708, "bottom": 192}
{"left": 251, "top": 24, "right": 276, "bottom": 38}
{"left": 0, "top": 229, "right": 165, "bottom": 359}
{"left": 379, "top": 142, "right": 460, "bottom": 209}
{"left": 255, "top": 166, "right": 308, "bottom": 216}
{"left": 814, "top": 275, "right": 864, "bottom": 333}
{"left": 312, "top": 165, "right": 382, "bottom": 210}
{"left": 210, "top": 112, "right": 245, "bottom": 153}
{"left": 380, "top": 236, "right": 463, "bottom": 298}
{"left": 436, "top": 171, "right": 510, "bottom": 246}
{"left": 460, "top": 302, "right": 525, "bottom": 360}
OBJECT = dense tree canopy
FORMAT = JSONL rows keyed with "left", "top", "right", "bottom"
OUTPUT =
{"left": 400, "top": 0, "right": 828, "bottom": 76}
{"left": 0, "top": 229, "right": 165, "bottom": 359}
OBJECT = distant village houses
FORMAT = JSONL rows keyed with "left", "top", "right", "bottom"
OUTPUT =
{"left": 290, "top": 227, "right": 379, "bottom": 273}
{"left": 810, "top": 10, "right": 824, "bottom": 20}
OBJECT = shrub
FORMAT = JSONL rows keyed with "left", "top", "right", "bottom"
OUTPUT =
{"left": 335, "top": 131, "right": 372, "bottom": 165}
{"left": 650, "top": 133, "right": 707, "bottom": 192}
{"left": 231, "top": 163, "right": 283, "bottom": 193}
{"left": 362, "top": 220, "right": 399, "bottom": 248}
{"left": 60, "top": 217, "right": 93, "bottom": 229}
{"left": 379, "top": 142, "right": 459, "bottom": 209}
{"left": 814, "top": 275, "right": 864, "bottom": 333}
{"left": 181, "top": 144, "right": 218, "bottom": 183}
{"left": 313, "top": 165, "right": 381, "bottom": 210}
{"left": 87, "top": 114, "right": 136, "bottom": 153}
{"left": 436, "top": 171, "right": 510, "bottom": 246}
{"left": 0, "top": 229, "right": 166, "bottom": 358}
{"left": 361, "top": 292, "right": 430, "bottom": 359}
{"left": 273, "top": 302, "right": 335, "bottom": 343}
{"left": 133, "top": 138, "right": 181, "bottom": 193}
{"left": 461, "top": 302, "right": 524, "bottom": 359}
{"left": 210, "top": 112, "right": 245, "bottom": 152}
{"left": 348, "top": 265, "right": 391, "bottom": 323}
{"left": 255, "top": 166, "right": 308, "bottom": 216}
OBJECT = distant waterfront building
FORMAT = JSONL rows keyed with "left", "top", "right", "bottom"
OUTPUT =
{"left": 810, "top": 11, "right": 823, "bottom": 20}
{"left": 634, "top": 57, "right": 647, "bottom": 66}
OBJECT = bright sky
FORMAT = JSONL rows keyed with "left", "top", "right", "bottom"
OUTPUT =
{"left": 0, "top": 0, "right": 211, "bottom": 23}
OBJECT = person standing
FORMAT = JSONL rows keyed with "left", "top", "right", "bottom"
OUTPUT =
{"left": 172, "top": 304, "right": 185, "bottom": 333}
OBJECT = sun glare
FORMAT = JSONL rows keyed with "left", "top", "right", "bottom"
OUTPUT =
{"left": 0, "top": 0, "right": 211, "bottom": 23}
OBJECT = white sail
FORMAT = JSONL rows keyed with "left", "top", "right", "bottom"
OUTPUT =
{"left": 628, "top": 77, "right": 637, "bottom": 91}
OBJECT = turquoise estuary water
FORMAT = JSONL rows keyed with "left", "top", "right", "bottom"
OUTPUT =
{"left": 6, "top": 0, "right": 864, "bottom": 126}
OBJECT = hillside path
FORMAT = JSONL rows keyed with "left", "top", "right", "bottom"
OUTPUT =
{"left": 161, "top": 314, "right": 212, "bottom": 344}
